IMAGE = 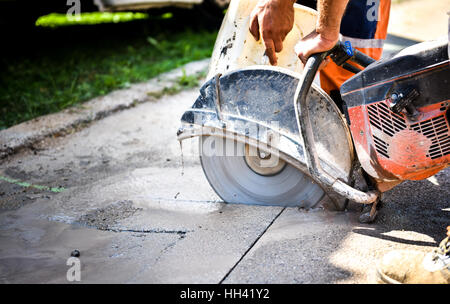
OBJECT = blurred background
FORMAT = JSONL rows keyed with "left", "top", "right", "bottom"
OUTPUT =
{"left": 0, "top": 0, "right": 448, "bottom": 130}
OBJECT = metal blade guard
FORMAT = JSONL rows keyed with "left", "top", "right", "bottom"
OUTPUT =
{"left": 177, "top": 66, "right": 356, "bottom": 208}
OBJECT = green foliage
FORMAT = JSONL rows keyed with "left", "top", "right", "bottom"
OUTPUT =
{"left": 147, "top": 69, "right": 207, "bottom": 99}
{"left": 178, "top": 69, "right": 205, "bottom": 88}
{"left": 161, "top": 12, "right": 174, "bottom": 19}
{"left": 0, "top": 28, "right": 217, "bottom": 129}
{"left": 35, "top": 12, "right": 149, "bottom": 27}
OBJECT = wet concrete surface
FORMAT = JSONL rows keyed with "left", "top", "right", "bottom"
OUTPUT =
{"left": 0, "top": 37, "right": 449, "bottom": 283}
{"left": 0, "top": 90, "right": 286, "bottom": 283}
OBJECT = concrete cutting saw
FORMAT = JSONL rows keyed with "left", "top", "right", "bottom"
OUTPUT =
{"left": 177, "top": 0, "right": 450, "bottom": 222}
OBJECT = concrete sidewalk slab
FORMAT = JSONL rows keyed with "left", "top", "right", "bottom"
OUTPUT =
{"left": 0, "top": 86, "right": 285, "bottom": 283}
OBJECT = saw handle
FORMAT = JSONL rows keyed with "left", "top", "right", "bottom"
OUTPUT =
{"left": 302, "top": 41, "right": 376, "bottom": 76}
{"left": 294, "top": 45, "right": 379, "bottom": 205}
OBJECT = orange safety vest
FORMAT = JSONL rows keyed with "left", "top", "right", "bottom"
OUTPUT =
{"left": 320, "top": 0, "right": 391, "bottom": 95}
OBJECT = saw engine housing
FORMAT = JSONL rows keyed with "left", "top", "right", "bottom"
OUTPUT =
{"left": 341, "top": 39, "right": 450, "bottom": 189}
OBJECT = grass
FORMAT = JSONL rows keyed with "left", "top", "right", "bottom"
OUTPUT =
{"left": 0, "top": 11, "right": 219, "bottom": 129}
{"left": 35, "top": 12, "right": 150, "bottom": 27}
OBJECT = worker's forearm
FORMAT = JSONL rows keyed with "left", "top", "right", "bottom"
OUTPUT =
{"left": 316, "top": 0, "right": 349, "bottom": 41}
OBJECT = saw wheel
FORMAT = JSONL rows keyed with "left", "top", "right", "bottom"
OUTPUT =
{"left": 199, "top": 136, "right": 325, "bottom": 208}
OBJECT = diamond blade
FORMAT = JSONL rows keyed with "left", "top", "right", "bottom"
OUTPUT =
{"left": 199, "top": 136, "right": 324, "bottom": 208}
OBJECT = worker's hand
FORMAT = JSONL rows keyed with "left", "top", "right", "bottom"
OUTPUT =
{"left": 294, "top": 30, "right": 338, "bottom": 69}
{"left": 249, "top": 0, "right": 295, "bottom": 66}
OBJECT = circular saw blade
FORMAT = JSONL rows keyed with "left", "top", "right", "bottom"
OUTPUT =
{"left": 199, "top": 136, "right": 324, "bottom": 208}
